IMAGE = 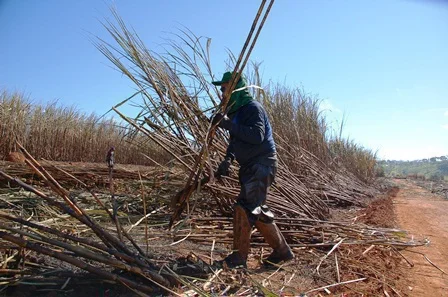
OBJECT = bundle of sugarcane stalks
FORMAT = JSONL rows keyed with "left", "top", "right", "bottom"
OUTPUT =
{"left": 95, "top": 8, "right": 368, "bottom": 224}
{"left": 0, "top": 7, "right": 428, "bottom": 296}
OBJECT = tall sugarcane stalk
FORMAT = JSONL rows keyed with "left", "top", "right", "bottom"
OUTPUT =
{"left": 169, "top": 0, "right": 276, "bottom": 228}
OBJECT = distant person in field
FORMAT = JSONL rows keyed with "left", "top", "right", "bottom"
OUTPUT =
{"left": 211, "top": 71, "right": 293, "bottom": 268}
{"left": 106, "top": 147, "right": 115, "bottom": 168}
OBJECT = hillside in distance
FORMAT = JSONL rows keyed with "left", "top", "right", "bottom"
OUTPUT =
{"left": 379, "top": 155, "right": 448, "bottom": 180}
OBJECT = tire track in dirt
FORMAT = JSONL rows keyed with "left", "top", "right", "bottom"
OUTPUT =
{"left": 393, "top": 179, "right": 448, "bottom": 296}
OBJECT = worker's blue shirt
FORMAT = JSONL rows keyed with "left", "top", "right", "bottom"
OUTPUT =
{"left": 225, "top": 100, "right": 277, "bottom": 169}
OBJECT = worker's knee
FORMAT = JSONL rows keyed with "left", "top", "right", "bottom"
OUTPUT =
{"left": 252, "top": 204, "right": 275, "bottom": 224}
{"left": 234, "top": 203, "right": 274, "bottom": 226}
{"left": 234, "top": 203, "right": 257, "bottom": 226}
{"left": 258, "top": 212, "right": 274, "bottom": 224}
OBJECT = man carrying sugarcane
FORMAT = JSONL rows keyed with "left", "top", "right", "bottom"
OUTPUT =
{"left": 211, "top": 72, "right": 293, "bottom": 269}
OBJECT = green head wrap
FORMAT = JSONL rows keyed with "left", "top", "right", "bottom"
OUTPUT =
{"left": 212, "top": 71, "right": 253, "bottom": 115}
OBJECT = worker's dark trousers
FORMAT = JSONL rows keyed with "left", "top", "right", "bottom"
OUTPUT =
{"left": 237, "top": 163, "right": 276, "bottom": 225}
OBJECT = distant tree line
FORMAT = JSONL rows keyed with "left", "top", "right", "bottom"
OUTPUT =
{"left": 379, "top": 156, "right": 448, "bottom": 181}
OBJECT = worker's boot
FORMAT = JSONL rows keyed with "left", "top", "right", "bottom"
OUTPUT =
{"left": 255, "top": 221, "right": 294, "bottom": 266}
{"left": 222, "top": 205, "right": 252, "bottom": 269}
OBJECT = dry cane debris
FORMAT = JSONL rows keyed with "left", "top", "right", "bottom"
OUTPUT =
{"left": 0, "top": 157, "right": 426, "bottom": 296}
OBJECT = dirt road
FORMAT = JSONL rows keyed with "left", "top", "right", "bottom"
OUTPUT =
{"left": 393, "top": 179, "right": 448, "bottom": 296}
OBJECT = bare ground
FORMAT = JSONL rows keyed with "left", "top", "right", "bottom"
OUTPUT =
{"left": 393, "top": 179, "right": 448, "bottom": 296}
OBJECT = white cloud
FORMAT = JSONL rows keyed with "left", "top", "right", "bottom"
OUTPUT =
{"left": 319, "top": 99, "right": 341, "bottom": 114}
{"left": 444, "top": 110, "right": 448, "bottom": 117}
{"left": 319, "top": 99, "right": 344, "bottom": 133}
{"left": 442, "top": 124, "right": 448, "bottom": 130}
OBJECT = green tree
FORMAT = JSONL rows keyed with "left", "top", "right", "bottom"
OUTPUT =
{"left": 438, "top": 162, "right": 448, "bottom": 175}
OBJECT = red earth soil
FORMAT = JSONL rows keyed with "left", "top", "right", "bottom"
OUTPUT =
{"left": 393, "top": 179, "right": 448, "bottom": 296}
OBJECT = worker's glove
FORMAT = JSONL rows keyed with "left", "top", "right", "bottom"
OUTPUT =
{"left": 216, "top": 157, "right": 232, "bottom": 178}
{"left": 211, "top": 113, "right": 232, "bottom": 131}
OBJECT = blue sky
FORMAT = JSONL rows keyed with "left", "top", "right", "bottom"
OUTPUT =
{"left": 1, "top": 0, "right": 447, "bottom": 161}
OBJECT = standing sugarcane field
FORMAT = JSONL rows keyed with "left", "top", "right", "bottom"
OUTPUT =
{"left": 1, "top": 1, "right": 447, "bottom": 296}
